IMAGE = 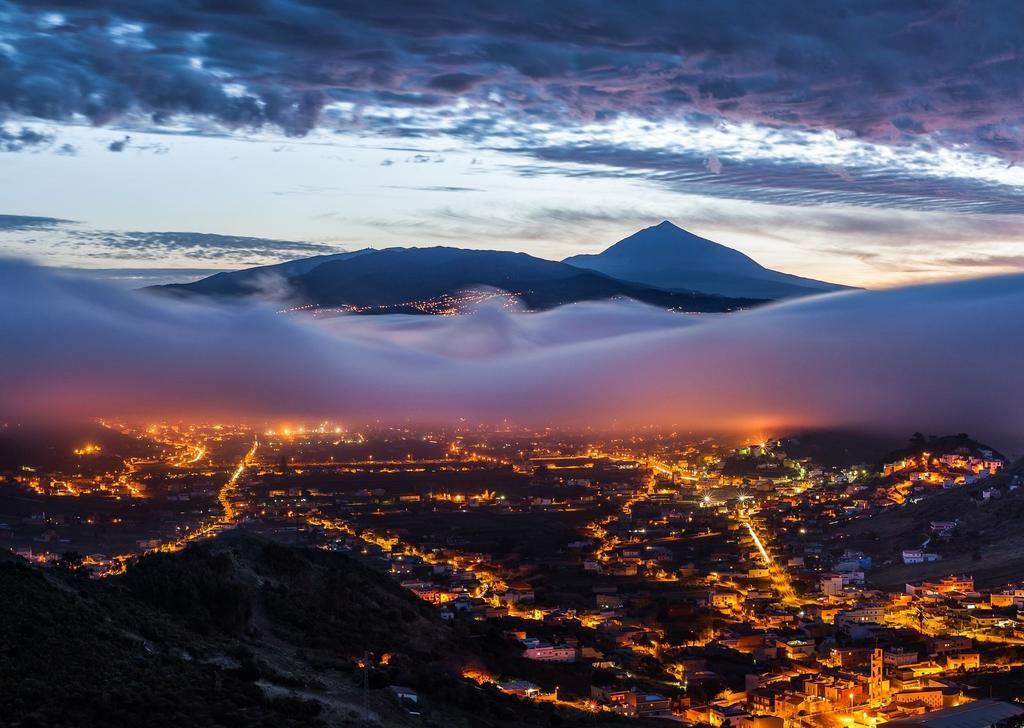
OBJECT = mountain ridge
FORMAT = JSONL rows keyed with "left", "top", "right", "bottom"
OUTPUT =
{"left": 564, "top": 221, "right": 850, "bottom": 299}
{"left": 155, "top": 244, "right": 764, "bottom": 313}
{"left": 152, "top": 221, "right": 849, "bottom": 312}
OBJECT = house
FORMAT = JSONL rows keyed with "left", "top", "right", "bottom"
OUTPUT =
{"left": 903, "top": 549, "right": 941, "bottom": 564}
{"left": 928, "top": 636, "right": 973, "bottom": 656}
{"left": 884, "top": 648, "right": 919, "bottom": 667}
{"left": 497, "top": 680, "right": 541, "bottom": 697}
{"left": 820, "top": 574, "right": 845, "bottom": 596}
{"left": 748, "top": 687, "right": 778, "bottom": 714}
{"left": 892, "top": 687, "right": 950, "bottom": 710}
{"left": 945, "top": 653, "right": 980, "bottom": 671}
{"left": 522, "top": 642, "right": 576, "bottom": 662}
{"left": 596, "top": 593, "right": 625, "bottom": 609}
{"left": 709, "top": 702, "right": 750, "bottom": 726}
{"left": 835, "top": 604, "right": 885, "bottom": 628}
{"left": 628, "top": 691, "right": 672, "bottom": 718}
{"left": 840, "top": 570, "right": 866, "bottom": 585}
{"left": 778, "top": 638, "right": 815, "bottom": 660}
{"left": 990, "top": 591, "right": 1024, "bottom": 608}
{"left": 919, "top": 575, "right": 974, "bottom": 594}
{"left": 591, "top": 685, "right": 631, "bottom": 705}
{"left": 503, "top": 582, "right": 535, "bottom": 603}
{"left": 713, "top": 591, "right": 742, "bottom": 610}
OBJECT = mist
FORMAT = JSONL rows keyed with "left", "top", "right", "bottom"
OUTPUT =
{"left": 2, "top": 260, "right": 1022, "bottom": 453}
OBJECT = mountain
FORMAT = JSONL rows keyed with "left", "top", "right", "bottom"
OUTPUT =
{"left": 563, "top": 221, "right": 849, "bottom": 299}
{"left": 155, "top": 246, "right": 763, "bottom": 313}
{"left": 164, "top": 248, "right": 375, "bottom": 298}
{"left": 0, "top": 532, "right": 640, "bottom": 727}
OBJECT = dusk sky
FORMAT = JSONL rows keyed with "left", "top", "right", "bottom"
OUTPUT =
{"left": 5, "top": 0, "right": 1024, "bottom": 287}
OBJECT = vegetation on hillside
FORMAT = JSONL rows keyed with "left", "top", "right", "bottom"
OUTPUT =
{"left": 0, "top": 533, "right": 645, "bottom": 728}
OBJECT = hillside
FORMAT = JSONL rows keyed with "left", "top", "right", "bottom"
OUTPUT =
{"left": 873, "top": 432, "right": 1006, "bottom": 470}
{"left": 564, "top": 221, "right": 849, "bottom": 299}
{"left": 160, "top": 249, "right": 374, "bottom": 298}
{"left": 0, "top": 532, "right": 642, "bottom": 727}
{"left": 835, "top": 456, "right": 1024, "bottom": 589}
{"left": 155, "top": 246, "right": 762, "bottom": 313}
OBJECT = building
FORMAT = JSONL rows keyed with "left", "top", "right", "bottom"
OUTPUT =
{"left": 885, "top": 648, "right": 920, "bottom": 667}
{"left": 903, "top": 549, "right": 942, "bottom": 565}
{"left": 870, "top": 647, "right": 889, "bottom": 701}
{"left": 497, "top": 679, "right": 541, "bottom": 697}
{"left": 629, "top": 691, "right": 673, "bottom": 718}
{"left": 929, "top": 636, "right": 973, "bottom": 656}
{"left": 820, "top": 574, "right": 844, "bottom": 597}
{"left": 521, "top": 642, "right": 576, "bottom": 662}
{"left": 906, "top": 576, "right": 975, "bottom": 597}
{"left": 885, "top": 699, "right": 1024, "bottom": 728}
{"left": 503, "top": 581, "right": 535, "bottom": 603}
{"left": 836, "top": 605, "right": 886, "bottom": 628}
{"left": 945, "top": 653, "right": 980, "bottom": 671}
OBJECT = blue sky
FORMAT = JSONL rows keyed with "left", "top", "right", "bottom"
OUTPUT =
{"left": 4, "top": 0, "right": 1024, "bottom": 287}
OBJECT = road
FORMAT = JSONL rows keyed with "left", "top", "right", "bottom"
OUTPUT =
{"left": 96, "top": 437, "right": 259, "bottom": 576}
{"left": 743, "top": 517, "right": 801, "bottom": 607}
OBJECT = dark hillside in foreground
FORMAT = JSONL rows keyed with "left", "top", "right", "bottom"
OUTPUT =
{"left": 0, "top": 533, "right": 645, "bottom": 728}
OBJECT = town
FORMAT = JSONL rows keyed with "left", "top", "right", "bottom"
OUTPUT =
{"left": 3, "top": 420, "right": 1024, "bottom": 727}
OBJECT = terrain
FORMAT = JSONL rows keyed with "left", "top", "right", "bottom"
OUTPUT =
{"left": 155, "top": 245, "right": 761, "bottom": 313}
{"left": 835, "top": 454, "right": 1024, "bottom": 589}
{"left": 0, "top": 531, "right": 648, "bottom": 728}
{"left": 564, "top": 221, "right": 849, "bottom": 299}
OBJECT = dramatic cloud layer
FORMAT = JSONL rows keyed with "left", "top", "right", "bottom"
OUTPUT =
{"left": 4, "top": 0, "right": 1024, "bottom": 157}
{"left": 5, "top": 2, "right": 1024, "bottom": 286}
{"left": 2, "top": 261, "right": 1022, "bottom": 452}
{"left": 509, "top": 138, "right": 1024, "bottom": 216}
{"left": 0, "top": 217, "right": 339, "bottom": 268}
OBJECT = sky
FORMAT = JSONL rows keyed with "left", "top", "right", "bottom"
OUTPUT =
{"left": 4, "top": 1, "right": 1024, "bottom": 287}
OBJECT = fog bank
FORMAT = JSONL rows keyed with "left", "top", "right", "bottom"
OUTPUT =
{"left": 2, "top": 261, "right": 1022, "bottom": 451}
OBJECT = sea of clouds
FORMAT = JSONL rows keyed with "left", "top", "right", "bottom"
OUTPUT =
{"left": 2, "top": 260, "right": 1022, "bottom": 452}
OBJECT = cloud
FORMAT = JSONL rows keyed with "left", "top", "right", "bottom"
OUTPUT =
{"left": 382, "top": 185, "right": 483, "bottom": 193}
{"left": 51, "top": 266, "right": 226, "bottom": 287}
{"left": 506, "top": 141, "right": 1024, "bottom": 215}
{"left": 0, "top": 213, "right": 72, "bottom": 230}
{"left": 0, "top": 219, "right": 345, "bottom": 267}
{"left": 2, "top": 260, "right": 1022, "bottom": 452}
{"left": 5, "top": 0, "right": 1024, "bottom": 158}
{"left": 0, "top": 124, "right": 55, "bottom": 152}
{"left": 67, "top": 230, "right": 340, "bottom": 262}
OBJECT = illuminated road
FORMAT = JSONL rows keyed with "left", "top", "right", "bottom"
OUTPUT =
{"left": 96, "top": 437, "right": 258, "bottom": 576}
{"left": 743, "top": 518, "right": 800, "bottom": 607}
